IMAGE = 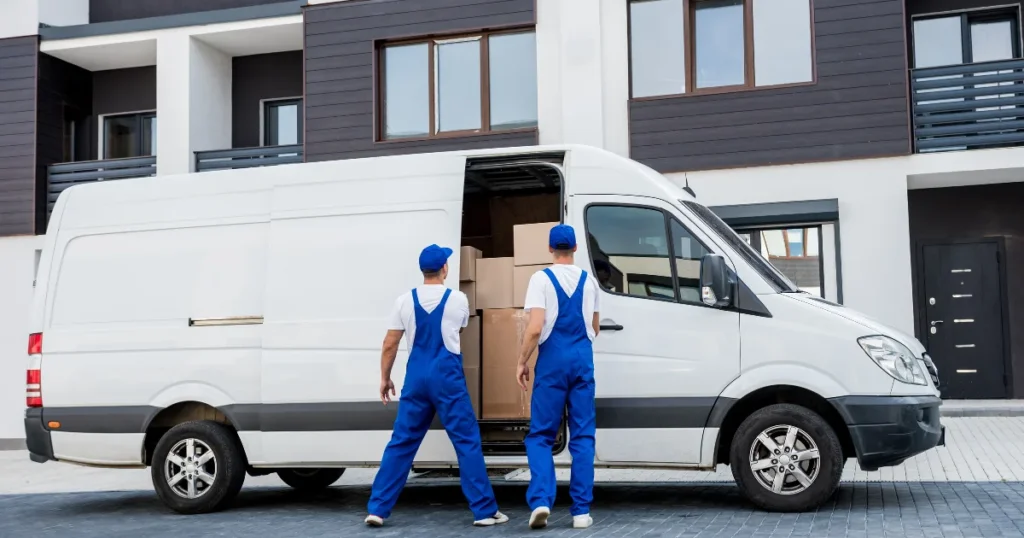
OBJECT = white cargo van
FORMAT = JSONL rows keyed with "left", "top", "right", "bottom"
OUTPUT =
{"left": 24, "top": 145, "right": 943, "bottom": 514}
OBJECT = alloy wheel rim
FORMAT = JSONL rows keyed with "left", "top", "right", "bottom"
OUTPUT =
{"left": 165, "top": 438, "right": 217, "bottom": 500}
{"left": 748, "top": 424, "right": 821, "bottom": 496}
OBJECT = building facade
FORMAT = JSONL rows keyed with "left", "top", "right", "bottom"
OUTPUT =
{"left": 0, "top": 0, "right": 1021, "bottom": 445}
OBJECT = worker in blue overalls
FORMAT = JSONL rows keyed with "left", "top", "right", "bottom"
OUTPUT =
{"left": 366, "top": 244, "right": 508, "bottom": 528}
{"left": 516, "top": 225, "right": 601, "bottom": 530}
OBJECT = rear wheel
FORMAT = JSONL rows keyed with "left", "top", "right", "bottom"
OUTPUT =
{"left": 151, "top": 421, "right": 246, "bottom": 514}
{"left": 277, "top": 468, "right": 345, "bottom": 490}
{"left": 730, "top": 403, "right": 843, "bottom": 512}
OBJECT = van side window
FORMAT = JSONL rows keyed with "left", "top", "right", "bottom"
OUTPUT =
{"left": 585, "top": 205, "right": 675, "bottom": 300}
{"left": 671, "top": 218, "right": 710, "bottom": 303}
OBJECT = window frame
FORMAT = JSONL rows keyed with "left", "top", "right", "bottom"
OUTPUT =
{"left": 261, "top": 97, "right": 304, "bottom": 147}
{"left": 583, "top": 202, "right": 716, "bottom": 308}
{"left": 98, "top": 110, "right": 157, "bottom": 160}
{"left": 627, "top": 0, "right": 818, "bottom": 100}
{"left": 375, "top": 27, "right": 538, "bottom": 142}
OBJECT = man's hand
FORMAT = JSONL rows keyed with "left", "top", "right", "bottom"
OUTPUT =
{"left": 517, "top": 363, "right": 531, "bottom": 391}
{"left": 380, "top": 378, "right": 396, "bottom": 405}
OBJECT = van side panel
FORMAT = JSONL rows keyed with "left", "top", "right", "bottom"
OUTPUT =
{"left": 41, "top": 177, "right": 270, "bottom": 465}
{"left": 259, "top": 156, "right": 466, "bottom": 465}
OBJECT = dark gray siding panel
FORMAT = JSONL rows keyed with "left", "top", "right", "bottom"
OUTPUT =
{"left": 303, "top": 0, "right": 536, "bottom": 162}
{"left": 37, "top": 53, "right": 92, "bottom": 232}
{"left": 0, "top": 36, "right": 37, "bottom": 237}
{"left": 89, "top": 67, "right": 156, "bottom": 159}
{"left": 89, "top": 0, "right": 285, "bottom": 22}
{"left": 629, "top": 0, "right": 911, "bottom": 172}
{"left": 233, "top": 52, "right": 304, "bottom": 149}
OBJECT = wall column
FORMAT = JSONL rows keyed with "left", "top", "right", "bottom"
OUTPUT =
{"left": 156, "top": 35, "right": 231, "bottom": 175}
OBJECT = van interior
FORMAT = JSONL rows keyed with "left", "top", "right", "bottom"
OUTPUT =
{"left": 461, "top": 152, "right": 567, "bottom": 455}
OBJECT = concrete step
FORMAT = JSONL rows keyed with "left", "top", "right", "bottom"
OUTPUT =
{"left": 941, "top": 399, "right": 1024, "bottom": 417}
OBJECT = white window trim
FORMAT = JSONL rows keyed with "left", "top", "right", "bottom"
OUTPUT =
{"left": 97, "top": 110, "right": 157, "bottom": 161}
{"left": 259, "top": 96, "right": 302, "bottom": 148}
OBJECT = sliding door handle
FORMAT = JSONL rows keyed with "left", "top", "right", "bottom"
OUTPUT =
{"left": 599, "top": 319, "right": 624, "bottom": 331}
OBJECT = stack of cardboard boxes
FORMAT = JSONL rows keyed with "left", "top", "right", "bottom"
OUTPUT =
{"left": 459, "top": 246, "right": 482, "bottom": 418}
{"left": 462, "top": 222, "right": 558, "bottom": 421}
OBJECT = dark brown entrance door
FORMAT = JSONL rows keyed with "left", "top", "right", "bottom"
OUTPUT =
{"left": 921, "top": 241, "right": 1008, "bottom": 399}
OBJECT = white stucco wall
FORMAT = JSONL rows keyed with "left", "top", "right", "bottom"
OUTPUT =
{"left": 673, "top": 157, "right": 918, "bottom": 335}
{"left": 0, "top": 0, "right": 39, "bottom": 39}
{"left": 0, "top": 236, "right": 43, "bottom": 441}
{"left": 536, "top": 0, "right": 630, "bottom": 157}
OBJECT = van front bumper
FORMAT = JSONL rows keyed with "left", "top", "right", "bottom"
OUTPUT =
{"left": 24, "top": 408, "right": 54, "bottom": 463}
{"left": 829, "top": 395, "right": 943, "bottom": 472}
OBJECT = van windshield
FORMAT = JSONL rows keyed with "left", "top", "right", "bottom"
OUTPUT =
{"left": 683, "top": 200, "right": 799, "bottom": 293}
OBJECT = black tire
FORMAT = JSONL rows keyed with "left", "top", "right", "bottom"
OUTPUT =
{"left": 277, "top": 468, "right": 345, "bottom": 490}
{"left": 730, "top": 403, "right": 843, "bottom": 512}
{"left": 150, "top": 421, "right": 247, "bottom": 514}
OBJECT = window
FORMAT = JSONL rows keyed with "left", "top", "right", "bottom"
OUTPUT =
{"left": 380, "top": 30, "right": 538, "bottom": 140}
{"left": 628, "top": 0, "right": 813, "bottom": 97}
{"left": 741, "top": 225, "right": 822, "bottom": 296}
{"left": 586, "top": 204, "right": 711, "bottom": 304}
{"left": 263, "top": 98, "right": 303, "bottom": 146}
{"left": 671, "top": 218, "right": 710, "bottom": 303}
{"left": 102, "top": 112, "right": 156, "bottom": 160}
{"left": 912, "top": 10, "right": 1020, "bottom": 68}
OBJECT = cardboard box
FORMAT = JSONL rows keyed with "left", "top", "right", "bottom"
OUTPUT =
{"left": 462, "top": 316, "right": 481, "bottom": 368}
{"left": 460, "top": 281, "right": 478, "bottom": 315}
{"left": 464, "top": 365, "right": 481, "bottom": 418}
{"left": 459, "top": 246, "right": 482, "bottom": 282}
{"left": 475, "top": 257, "right": 514, "bottom": 309}
{"left": 514, "top": 222, "right": 559, "bottom": 266}
{"left": 481, "top": 308, "right": 537, "bottom": 419}
{"left": 513, "top": 264, "right": 551, "bottom": 308}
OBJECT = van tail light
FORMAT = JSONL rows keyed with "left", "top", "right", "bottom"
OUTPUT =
{"left": 28, "top": 333, "right": 42, "bottom": 355}
{"left": 27, "top": 333, "right": 42, "bottom": 407}
{"left": 26, "top": 369, "right": 42, "bottom": 408}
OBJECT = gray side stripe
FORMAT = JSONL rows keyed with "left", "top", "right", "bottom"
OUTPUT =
{"left": 42, "top": 397, "right": 735, "bottom": 434}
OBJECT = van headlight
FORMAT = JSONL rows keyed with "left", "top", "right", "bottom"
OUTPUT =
{"left": 858, "top": 336, "right": 927, "bottom": 385}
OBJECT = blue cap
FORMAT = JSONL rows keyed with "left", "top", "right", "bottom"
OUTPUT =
{"left": 419, "top": 244, "right": 453, "bottom": 272}
{"left": 549, "top": 224, "right": 577, "bottom": 250}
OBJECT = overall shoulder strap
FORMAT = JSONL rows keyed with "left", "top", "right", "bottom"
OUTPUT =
{"left": 434, "top": 288, "right": 452, "bottom": 315}
{"left": 571, "top": 270, "right": 589, "bottom": 299}
{"left": 543, "top": 267, "right": 568, "bottom": 300}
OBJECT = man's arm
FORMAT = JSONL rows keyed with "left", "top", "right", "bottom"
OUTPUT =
{"left": 379, "top": 329, "right": 404, "bottom": 405}
{"left": 592, "top": 312, "right": 600, "bottom": 337}
{"left": 516, "top": 308, "right": 545, "bottom": 391}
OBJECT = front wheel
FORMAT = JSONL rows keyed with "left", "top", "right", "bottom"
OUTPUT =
{"left": 151, "top": 421, "right": 247, "bottom": 514}
{"left": 730, "top": 403, "right": 843, "bottom": 512}
{"left": 277, "top": 468, "right": 345, "bottom": 490}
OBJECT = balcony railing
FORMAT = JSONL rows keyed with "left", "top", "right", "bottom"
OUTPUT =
{"left": 912, "top": 58, "right": 1024, "bottom": 152}
{"left": 195, "top": 144, "right": 303, "bottom": 172}
{"left": 47, "top": 156, "right": 157, "bottom": 213}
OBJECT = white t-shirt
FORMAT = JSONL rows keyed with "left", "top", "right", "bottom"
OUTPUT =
{"left": 388, "top": 285, "right": 469, "bottom": 355}
{"left": 523, "top": 264, "right": 601, "bottom": 344}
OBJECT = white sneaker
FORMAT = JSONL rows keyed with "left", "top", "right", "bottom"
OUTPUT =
{"left": 529, "top": 507, "right": 551, "bottom": 529}
{"left": 473, "top": 511, "right": 510, "bottom": 526}
{"left": 573, "top": 514, "right": 593, "bottom": 529}
{"left": 364, "top": 515, "right": 384, "bottom": 527}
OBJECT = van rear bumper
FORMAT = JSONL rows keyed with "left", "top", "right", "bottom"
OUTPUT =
{"left": 829, "top": 395, "right": 943, "bottom": 472}
{"left": 24, "top": 408, "right": 54, "bottom": 463}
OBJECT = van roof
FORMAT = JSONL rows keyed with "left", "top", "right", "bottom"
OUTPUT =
{"left": 48, "top": 144, "right": 694, "bottom": 232}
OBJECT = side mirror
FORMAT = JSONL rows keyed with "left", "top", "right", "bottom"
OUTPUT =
{"left": 700, "top": 254, "right": 732, "bottom": 308}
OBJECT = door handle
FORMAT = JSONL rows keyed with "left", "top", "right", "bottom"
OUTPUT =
{"left": 930, "top": 320, "right": 944, "bottom": 326}
{"left": 599, "top": 319, "right": 624, "bottom": 331}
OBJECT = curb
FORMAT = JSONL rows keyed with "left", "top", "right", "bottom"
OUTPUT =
{"left": 941, "top": 408, "right": 1024, "bottom": 418}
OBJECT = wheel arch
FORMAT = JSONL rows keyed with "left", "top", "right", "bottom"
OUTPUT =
{"left": 142, "top": 401, "right": 239, "bottom": 466}
{"left": 712, "top": 385, "right": 854, "bottom": 466}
